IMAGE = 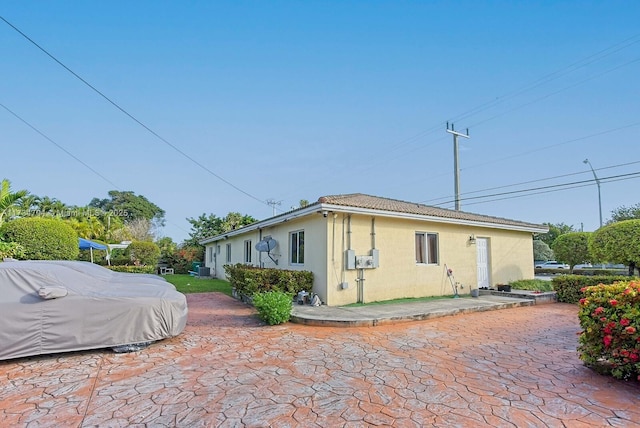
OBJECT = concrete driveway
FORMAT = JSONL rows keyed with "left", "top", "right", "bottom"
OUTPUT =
{"left": 1, "top": 293, "right": 639, "bottom": 427}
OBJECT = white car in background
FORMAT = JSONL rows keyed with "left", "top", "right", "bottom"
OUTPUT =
{"left": 573, "top": 263, "right": 593, "bottom": 269}
{"left": 535, "top": 261, "right": 569, "bottom": 269}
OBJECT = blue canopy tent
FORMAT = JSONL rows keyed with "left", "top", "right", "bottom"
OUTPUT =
{"left": 78, "top": 238, "right": 107, "bottom": 263}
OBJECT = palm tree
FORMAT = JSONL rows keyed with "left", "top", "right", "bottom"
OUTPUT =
{"left": 0, "top": 179, "right": 28, "bottom": 228}
{"left": 18, "top": 194, "right": 40, "bottom": 213}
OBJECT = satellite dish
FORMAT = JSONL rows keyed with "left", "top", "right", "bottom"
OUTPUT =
{"left": 255, "top": 238, "right": 277, "bottom": 252}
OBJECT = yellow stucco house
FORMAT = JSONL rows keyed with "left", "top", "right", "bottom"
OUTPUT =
{"left": 200, "top": 194, "right": 548, "bottom": 306}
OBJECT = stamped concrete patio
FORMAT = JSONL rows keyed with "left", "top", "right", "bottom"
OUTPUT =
{"left": 1, "top": 293, "right": 639, "bottom": 427}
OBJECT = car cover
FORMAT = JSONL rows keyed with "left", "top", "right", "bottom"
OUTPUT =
{"left": 0, "top": 261, "right": 188, "bottom": 361}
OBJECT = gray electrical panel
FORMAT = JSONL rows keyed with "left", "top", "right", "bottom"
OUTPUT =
{"left": 345, "top": 249, "right": 356, "bottom": 270}
{"left": 371, "top": 249, "right": 379, "bottom": 268}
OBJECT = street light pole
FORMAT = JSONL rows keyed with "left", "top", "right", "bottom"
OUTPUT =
{"left": 583, "top": 159, "right": 602, "bottom": 228}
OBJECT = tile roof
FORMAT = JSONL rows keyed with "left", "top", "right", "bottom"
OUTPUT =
{"left": 317, "top": 193, "right": 545, "bottom": 230}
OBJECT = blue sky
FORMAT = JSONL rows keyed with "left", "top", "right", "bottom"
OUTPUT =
{"left": 2, "top": 1, "right": 639, "bottom": 242}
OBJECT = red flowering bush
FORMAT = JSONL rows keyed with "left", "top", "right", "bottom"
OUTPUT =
{"left": 578, "top": 280, "right": 640, "bottom": 381}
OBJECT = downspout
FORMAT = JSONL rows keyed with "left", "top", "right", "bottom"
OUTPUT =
{"left": 258, "top": 229, "right": 263, "bottom": 267}
{"left": 347, "top": 215, "right": 352, "bottom": 250}
{"left": 371, "top": 217, "right": 376, "bottom": 249}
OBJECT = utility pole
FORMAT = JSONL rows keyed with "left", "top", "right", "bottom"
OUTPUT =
{"left": 266, "top": 199, "right": 281, "bottom": 217}
{"left": 583, "top": 159, "right": 603, "bottom": 228}
{"left": 446, "top": 122, "right": 470, "bottom": 210}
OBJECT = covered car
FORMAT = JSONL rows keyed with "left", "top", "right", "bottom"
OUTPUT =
{"left": 0, "top": 260, "right": 188, "bottom": 361}
{"left": 37, "top": 260, "right": 175, "bottom": 287}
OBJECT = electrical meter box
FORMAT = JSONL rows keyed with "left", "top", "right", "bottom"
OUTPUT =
{"left": 355, "top": 255, "right": 375, "bottom": 269}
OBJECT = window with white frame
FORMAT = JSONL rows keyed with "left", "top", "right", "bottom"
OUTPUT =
{"left": 226, "top": 243, "right": 232, "bottom": 263}
{"left": 208, "top": 246, "right": 213, "bottom": 263}
{"left": 244, "top": 240, "right": 252, "bottom": 263}
{"left": 415, "top": 232, "right": 438, "bottom": 264}
{"left": 290, "top": 230, "right": 304, "bottom": 265}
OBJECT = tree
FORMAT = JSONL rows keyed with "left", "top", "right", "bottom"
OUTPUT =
{"left": 156, "top": 236, "right": 177, "bottom": 262}
{"left": 551, "top": 232, "right": 591, "bottom": 271}
{"left": 184, "top": 212, "right": 257, "bottom": 247}
{"left": 184, "top": 213, "right": 224, "bottom": 247}
{"left": 35, "top": 196, "right": 67, "bottom": 216}
{"left": 608, "top": 203, "right": 640, "bottom": 224}
{"left": 299, "top": 199, "right": 310, "bottom": 208}
{"left": 222, "top": 212, "right": 256, "bottom": 233}
{"left": 0, "top": 179, "right": 28, "bottom": 228}
{"left": 127, "top": 241, "right": 160, "bottom": 266}
{"left": 533, "top": 239, "right": 554, "bottom": 261}
{"left": 89, "top": 190, "right": 165, "bottom": 228}
{"left": 589, "top": 220, "right": 640, "bottom": 276}
{"left": 17, "top": 194, "right": 40, "bottom": 213}
{"left": 535, "top": 222, "right": 575, "bottom": 247}
{"left": 124, "top": 218, "right": 156, "bottom": 241}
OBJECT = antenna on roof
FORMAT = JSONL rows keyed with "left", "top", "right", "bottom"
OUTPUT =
{"left": 266, "top": 199, "right": 282, "bottom": 216}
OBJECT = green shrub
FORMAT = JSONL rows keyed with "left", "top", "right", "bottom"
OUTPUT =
{"left": 578, "top": 280, "right": 640, "bottom": 381}
{"left": 0, "top": 241, "right": 25, "bottom": 260}
{"left": 509, "top": 279, "right": 553, "bottom": 291}
{"left": 0, "top": 217, "right": 78, "bottom": 260}
{"left": 224, "top": 263, "right": 313, "bottom": 297}
{"left": 127, "top": 241, "right": 160, "bottom": 266}
{"left": 107, "top": 265, "right": 156, "bottom": 274}
{"left": 552, "top": 275, "right": 633, "bottom": 303}
{"left": 164, "top": 245, "right": 203, "bottom": 274}
{"left": 252, "top": 291, "right": 293, "bottom": 325}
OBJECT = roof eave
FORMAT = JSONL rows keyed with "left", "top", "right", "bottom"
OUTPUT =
{"left": 199, "top": 202, "right": 546, "bottom": 245}
{"left": 320, "top": 204, "right": 547, "bottom": 233}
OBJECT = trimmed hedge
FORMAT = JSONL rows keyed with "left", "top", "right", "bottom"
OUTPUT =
{"left": 107, "top": 265, "right": 156, "bottom": 274}
{"left": 224, "top": 263, "right": 313, "bottom": 297}
{"left": 578, "top": 280, "right": 640, "bottom": 381}
{"left": 572, "top": 268, "right": 628, "bottom": 276}
{"left": 552, "top": 275, "right": 634, "bottom": 303}
{"left": 0, "top": 217, "right": 78, "bottom": 260}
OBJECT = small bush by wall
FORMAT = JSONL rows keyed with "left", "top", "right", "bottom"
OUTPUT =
{"left": 552, "top": 275, "right": 633, "bottom": 303}
{"left": 107, "top": 265, "right": 156, "bottom": 274}
{"left": 578, "top": 280, "right": 640, "bottom": 381}
{"left": 252, "top": 291, "right": 293, "bottom": 325}
{"left": 224, "top": 263, "right": 313, "bottom": 297}
{"left": 0, "top": 217, "right": 78, "bottom": 260}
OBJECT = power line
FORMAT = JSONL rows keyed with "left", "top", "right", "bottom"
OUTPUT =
{"left": 422, "top": 160, "right": 640, "bottom": 205}
{"left": 1, "top": 102, "right": 121, "bottom": 190}
{"left": 448, "top": 33, "right": 640, "bottom": 126}
{"left": 336, "top": 32, "right": 640, "bottom": 177}
{"left": 1, "top": 101, "right": 192, "bottom": 236}
{"left": 0, "top": 15, "right": 268, "bottom": 208}
{"left": 463, "top": 173, "right": 640, "bottom": 208}
{"left": 466, "top": 56, "right": 640, "bottom": 130}
{"left": 432, "top": 171, "right": 640, "bottom": 207}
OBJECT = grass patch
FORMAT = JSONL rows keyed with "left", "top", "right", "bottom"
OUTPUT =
{"left": 509, "top": 279, "right": 553, "bottom": 292}
{"left": 163, "top": 274, "right": 232, "bottom": 295}
{"left": 344, "top": 294, "right": 467, "bottom": 307}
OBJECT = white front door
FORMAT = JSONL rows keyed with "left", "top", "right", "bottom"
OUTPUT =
{"left": 476, "top": 237, "right": 490, "bottom": 289}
